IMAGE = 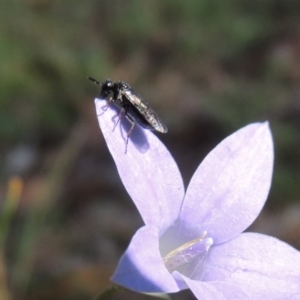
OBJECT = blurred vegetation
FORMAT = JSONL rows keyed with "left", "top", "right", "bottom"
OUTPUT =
{"left": 0, "top": 0, "right": 300, "bottom": 299}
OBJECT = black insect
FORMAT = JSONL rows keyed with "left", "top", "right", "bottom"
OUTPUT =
{"left": 88, "top": 77, "right": 168, "bottom": 151}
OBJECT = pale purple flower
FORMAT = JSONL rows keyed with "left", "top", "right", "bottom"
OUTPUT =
{"left": 95, "top": 99, "right": 300, "bottom": 299}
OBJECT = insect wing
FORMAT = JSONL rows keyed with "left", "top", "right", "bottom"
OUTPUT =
{"left": 122, "top": 90, "right": 168, "bottom": 133}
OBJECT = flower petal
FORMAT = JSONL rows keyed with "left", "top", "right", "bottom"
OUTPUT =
{"left": 181, "top": 122, "right": 274, "bottom": 243}
{"left": 95, "top": 99, "right": 184, "bottom": 232}
{"left": 111, "top": 225, "right": 180, "bottom": 293}
{"left": 209, "top": 281, "right": 250, "bottom": 299}
{"left": 174, "top": 273, "right": 249, "bottom": 300}
{"left": 203, "top": 232, "right": 300, "bottom": 299}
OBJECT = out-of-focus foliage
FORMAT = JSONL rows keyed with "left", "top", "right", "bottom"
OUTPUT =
{"left": 1, "top": 0, "right": 300, "bottom": 299}
{"left": 1, "top": 0, "right": 300, "bottom": 140}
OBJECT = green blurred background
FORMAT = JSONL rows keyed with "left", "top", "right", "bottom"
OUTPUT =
{"left": 0, "top": 0, "right": 300, "bottom": 299}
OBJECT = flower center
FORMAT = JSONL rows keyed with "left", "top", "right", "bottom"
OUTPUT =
{"left": 162, "top": 231, "right": 213, "bottom": 277}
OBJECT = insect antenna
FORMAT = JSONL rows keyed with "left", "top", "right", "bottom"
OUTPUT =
{"left": 87, "top": 77, "right": 101, "bottom": 85}
{"left": 88, "top": 77, "right": 111, "bottom": 115}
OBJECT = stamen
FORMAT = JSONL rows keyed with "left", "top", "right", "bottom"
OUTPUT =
{"left": 163, "top": 231, "right": 213, "bottom": 273}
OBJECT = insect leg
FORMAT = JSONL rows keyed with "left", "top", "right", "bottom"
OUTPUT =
{"left": 112, "top": 107, "right": 125, "bottom": 131}
{"left": 97, "top": 97, "right": 115, "bottom": 117}
{"left": 103, "top": 97, "right": 114, "bottom": 112}
{"left": 124, "top": 114, "right": 136, "bottom": 154}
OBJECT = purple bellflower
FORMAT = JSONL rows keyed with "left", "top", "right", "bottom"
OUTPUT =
{"left": 95, "top": 99, "right": 300, "bottom": 299}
